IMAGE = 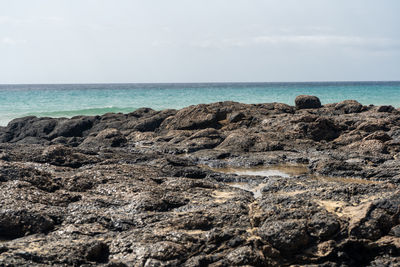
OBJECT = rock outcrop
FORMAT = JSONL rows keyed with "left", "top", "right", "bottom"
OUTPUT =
{"left": 0, "top": 96, "right": 399, "bottom": 266}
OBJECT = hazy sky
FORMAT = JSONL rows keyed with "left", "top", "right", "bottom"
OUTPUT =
{"left": 1, "top": 0, "right": 399, "bottom": 83}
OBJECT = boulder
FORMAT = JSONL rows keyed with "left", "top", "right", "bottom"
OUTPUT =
{"left": 259, "top": 220, "right": 310, "bottom": 254}
{"left": 295, "top": 117, "right": 340, "bottom": 141}
{"left": 335, "top": 100, "right": 363, "bottom": 114}
{"left": 85, "top": 242, "right": 110, "bottom": 263}
{"left": 307, "top": 212, "right": 340, "bottom": 240}
{"left": 0, "top": 116, "right": 58, "bottom": 143}
{"left": 48, "top": 116, "right": 96, "bottom": 139}
{"left": 160, "top": 104, "right": 226, "bottom": 130}
{"left": 308, "top": 118, "right": 340, "bottom": 141}
{"left": 41, "top": 144, "right": 97, "bottom": 167}
{"left": 129, "top": 109, "right": 176, "bottom": 132}
{"left": 377, "top": 105, "right": 395, "bottom": 113}
{"left": 295, "top": 95, "right": 322, "bottom": 109}
{"left": 158, "top": 102, "right": 247, "bottom": 131}
{"left": 80, "top": 128, "right": 126, "bottom": 148}
{"left": 216, "top": 131, "right": 256, "bottom": 152}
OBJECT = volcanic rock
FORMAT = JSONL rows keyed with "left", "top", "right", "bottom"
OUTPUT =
{"left": 295, "top": 95, "right": 322, "bottom": 109}
{"left": 0, "top": 97, "right": 399, "bottom": 266}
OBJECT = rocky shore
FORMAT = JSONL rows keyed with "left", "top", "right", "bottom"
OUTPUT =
{"left": 0, "top": 95, "right": 399, "bottom": 266}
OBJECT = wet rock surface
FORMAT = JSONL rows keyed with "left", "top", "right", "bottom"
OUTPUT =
{"left": 0, "top": 98, "right": 399, "bottom": 266}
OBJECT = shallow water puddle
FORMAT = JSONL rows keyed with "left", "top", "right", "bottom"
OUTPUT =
{"left": 210, "top": 164, "right": 308, "bottom": 198}
{"left": 212, "top": 164, "right": 382, "bottom": 185}
{"left": 208, "top": 164, "right": 382, "bottom": 199}
{"left": 211, "top": 164, "right": 309, "bottom": 177}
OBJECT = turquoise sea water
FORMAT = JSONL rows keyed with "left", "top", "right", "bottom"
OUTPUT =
{"left": 0, "top": 82, "right": 399, "bottom": 126}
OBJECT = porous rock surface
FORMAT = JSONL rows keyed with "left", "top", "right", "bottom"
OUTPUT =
{"left": 0, "top": 97, "right": 399, "bottom": 266}
{"left": 295, "top": 95, "right": 322, "bottom": 109}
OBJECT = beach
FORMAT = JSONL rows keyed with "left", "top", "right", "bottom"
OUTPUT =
{"left": 0, "top": 95, "right": 399, "bottom": 266}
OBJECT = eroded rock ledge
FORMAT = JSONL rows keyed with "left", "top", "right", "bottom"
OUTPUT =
{"left": 0, "top": 96, "right": 399, "bottom": 266}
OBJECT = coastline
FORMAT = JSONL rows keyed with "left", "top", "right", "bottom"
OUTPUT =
{"left": 2, "top": 81, "right": 400, "bottom": 127}
{"left": 0, "top": 96, "right": 399, "bottom": 265}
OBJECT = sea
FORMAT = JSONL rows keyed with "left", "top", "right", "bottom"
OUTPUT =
{"left": 0, "top": 81, "right": 399, "bottom": 126}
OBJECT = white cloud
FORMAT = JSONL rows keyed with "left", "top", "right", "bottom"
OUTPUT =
{"left": 151, "top": 40, "right": 175, "bottom": 47}
{"left": 39, "top": 16, "right": 64, "bottom": 23}
{"left": 0, "top": 16, "right": 33, "bottom": 25}
{"left": 253, "top": 35, "right": 400, "bottom": 51}
{"left": 255, "top": 35, "right": 366, "bottom": 45}
{"left": 189, "top": 38, "right": 246, "bottom": 49}
{"left": 1, "top": 37, "right": 27, "bottom": 45}
{"left": 0, "top": 15, "right": 64, "bottom": 25}
{"left": 188, "top": 35, "right": 400, "bottom": 51}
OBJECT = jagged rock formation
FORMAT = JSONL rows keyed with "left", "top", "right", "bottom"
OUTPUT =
{"left": 0, "top": 97, "right": 399, "bottom": 266}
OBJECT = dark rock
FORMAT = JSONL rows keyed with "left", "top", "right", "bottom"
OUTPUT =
{"left": 295, "top": 117, "right": 340, "bottom": 141}
{"left": 377, "top": 105, "right": 395, "bottom": 113}
{"left": 154, "top": 242, "right": 186, "bottom": 260}
{"left": 349, "top": 198, "right": 399, "bottom": 241}
{"left": 252, "top": 141, "right": 284, "bottom": 152}
{"left": 273, "top": 103, "right": 295, "bottom": 114}
{"left": 228, "top": 112, "right": 246, "bottom": 123}
{"left": 334, "top": 100, "right": 363, "bottom": 114}
{"left": 80, "top": 128, "right": 127, "bottom": 148}
{"left": 389, "top": 225, "right": 400, "bottom": 237}
{"left": 49, "top": 116, "right": 95, "bottom": 139}
{"left": 173, "top": 167, "right": 208, "bottom": 179}
{"left": 0, "top": 162, "right": 60, "bottom": 192}
{"left": 0, "top": 246, "right": 8, "bottom": 254}
{"left": 130, "top": 109, "right": 176, "bottom": 132}
{"left": 0, "top": 152, "right": 9, "bottom": 161}
{"left": 1, "top": 117, "right": 58, "bottom": 143}
{"left": 85, "top": 242, "right": 109, "bottom": 263}
{"left": 1, "top": 99, "right": 400, "bottom": 265}
{"left": 160, "top": 103, "right": 229, "bottom": 130}
{"left": 308, "top": 118, "right": 340, "bottom": 141}
{"left": 176, "top": 129, "right": 224, "bottom": 152}
{"left": 347, "top": 139, "right": 388, "bottom": 155}
{"left": 128, "top": 107, "right": 157, "bottom": 118}
{"left": 41, "top": 144, "right": 96, "bottom": 167}
{"left": 357, "top": 120, "right": 389, "bottom": 132}
{"left": 307, "top": 212, "right": 340, "bottom": 240}
{"left": 311, "top": 159, "right": 362, "bottom": 176}
{"left": 259, "top": 220, "right": 309, "bottom": 254}
{"left": 295, "top": 95, "right": 322, "bottom": 109}
{"left": 107, "top": 262, "right": 128, "bottom": 267}
{"left": 364, "top": 132, "right": 392, "bottom": 142}
{"left": 0, "top": 210, "right": 54, "bottom": 239}
{"left": 216, "top": 131, "right": 256, "bottom": 152}
{"left": 132, "top": 192, "right": 188, "bottom": 212}
{"left": 226, "top": 246, "right": 266, "bottom": 266}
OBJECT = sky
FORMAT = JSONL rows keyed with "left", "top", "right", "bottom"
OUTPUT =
{"left": 0, "top": 0, "right": 399, "bottom": 84}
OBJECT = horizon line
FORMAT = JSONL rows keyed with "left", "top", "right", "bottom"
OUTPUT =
{"left": 1, "top": 80, "right": 400, "bottom": 86}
